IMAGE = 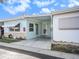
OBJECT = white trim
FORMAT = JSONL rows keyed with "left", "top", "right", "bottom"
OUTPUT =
{"left": 2, "top": 23, "right": 19, "bottom": 28}
{"left": 0, "top": 14, "right": 51, "bottom": 22}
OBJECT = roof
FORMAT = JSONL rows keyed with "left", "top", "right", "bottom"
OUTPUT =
{"left": 1, "top": 6, "right": 79, "bottom": 22}
{"left": 0, "top": 14, "right": 51, "bottom": 22}
{"left": 52, "top": 6, "right": 79, "bottom": 15}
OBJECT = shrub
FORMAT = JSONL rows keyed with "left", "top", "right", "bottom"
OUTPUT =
{"left": 51, "top": 44, "right": 79, "bottom": 54}
{"left": 8, "top": 34, "right": 13, "bottom": 38}
{"left": 16, "top": 37, "right": 25, "bottom": 40}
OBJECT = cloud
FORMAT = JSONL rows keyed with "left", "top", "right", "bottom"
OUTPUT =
{"left": 33, "top": 0, "right": 55, "bottom": 7}
{"left": 40, "top": 7, "right": 56, "bottom": 14}
{"left": 50, "top": 8, "right": 56, "bottom": 11}
{"left": 60, "top": 4, "right": 66, "bottom": 7}
{"left": 3, "top": 0, "right": 31, "bottom": 15}
{"left": 4, "top": 6, "right": 16, "bottom": 14}
{"left": 1, "top": 0, "right": 79, "bottom": 15}
{"left": 68, "top": 0, "right": 79, "bottom": 7}
{"left": 40, "top": 8, "right": 51, "bottom": 14}
{"left": 54, "top": 3, "right": 59, "bottom": 6}
{"left": 14, "top": 2, "right": 30, "bottom": 12}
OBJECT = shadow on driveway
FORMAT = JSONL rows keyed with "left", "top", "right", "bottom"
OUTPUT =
{"left": 0, "top": 45, "right": 64, "bottom": 59}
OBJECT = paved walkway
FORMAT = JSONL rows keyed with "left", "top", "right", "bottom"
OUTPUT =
{"left": 11, "top": 37, "right": 51, "bottom": 49}
{"left": 0, "top": 42, "right": 79, "bottom": 59}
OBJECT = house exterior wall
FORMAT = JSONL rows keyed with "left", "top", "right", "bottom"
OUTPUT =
{"left": 26, "top": 19, "right": 41, "bottom": 39}
{"left": 53, "top": 12, "right": 79, "bottom": 43}
{"left": 26, "top": 19, "right": 51, "bottom": 39}
{"left": 41, "top": 21, "right": 51, "bottom": 37}
{"left": 4, "top": 19, "right": 27, "bottom": 39}
{"left": 2, "top": 16, "right": 51, "bottom": 39}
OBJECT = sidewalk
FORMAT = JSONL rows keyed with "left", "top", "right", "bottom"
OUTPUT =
{"left": 0, "top": 42, "right": 79, "bottom": 59}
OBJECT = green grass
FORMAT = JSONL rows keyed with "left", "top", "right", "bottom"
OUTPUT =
{"left": 0, "top": 37, "right": 19, "bottom": 43}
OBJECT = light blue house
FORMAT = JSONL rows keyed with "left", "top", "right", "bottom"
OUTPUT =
{"left": 0, "top": 14, "right": 51, "bottom": 39}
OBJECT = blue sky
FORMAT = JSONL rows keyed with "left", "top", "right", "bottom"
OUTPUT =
{"left": 0, "top": 0, "right": 79, "bottom": 19}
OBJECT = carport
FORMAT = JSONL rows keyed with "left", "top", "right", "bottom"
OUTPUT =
{"left": 11, "top": 14, "right": 52, "bottom": 49}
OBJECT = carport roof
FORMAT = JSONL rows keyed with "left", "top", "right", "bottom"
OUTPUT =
{"left": 52, "top": 6, "right": 79, "bottom": 15}
{"left": 0, "top": 14, "right": 51, "bottom": 22}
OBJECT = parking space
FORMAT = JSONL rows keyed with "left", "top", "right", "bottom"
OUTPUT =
{"left": 11, "top": 37, "right": 51, "bottom": 50}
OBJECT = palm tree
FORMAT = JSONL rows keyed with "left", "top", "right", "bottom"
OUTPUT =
{"left": 0, "top": 0, "right": 4, "bottom": 3}
{"left": 0, "top": 0, "right": 7, "bottom": 4}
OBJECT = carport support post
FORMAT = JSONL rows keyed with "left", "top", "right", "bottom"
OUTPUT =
{"left": 14, "top": 28, "right": 16, "bottom": 39}
{"left": 51, "top": 14, "right": 53, "bottom": 50}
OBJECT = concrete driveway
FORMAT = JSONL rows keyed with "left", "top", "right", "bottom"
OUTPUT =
{"left": 0, "top": 46, "right": 63, "bottom": 59}
{"left": 11, "top": 37, "right": 51, "bottom": 50}
{"left": 0, "top": 48, "right": 39, "bottom": 59}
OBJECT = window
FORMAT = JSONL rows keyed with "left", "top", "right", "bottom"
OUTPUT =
{"left": 15, "top": 23, "right": 20, "bottom": 31}
{"left": 9, "top": 23, "right": 20, "bottom": 31}
{"left": 29, "top": 23, "right": 34, "bottom": 31}
{"left": 9, "top": 27, "right": 14, "bottom": 31}
{"left": 59, "top": 16, "right": 79, "bottom": 30}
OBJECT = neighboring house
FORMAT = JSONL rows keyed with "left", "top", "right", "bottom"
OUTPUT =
{"left": 52, "top": 6, "right": 79, "bottom": 43}
{"left": 0, "top": 14, "right": 51, "bottom": 39}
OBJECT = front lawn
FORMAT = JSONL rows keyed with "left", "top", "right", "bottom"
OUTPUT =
{"left": 0, "top": 37, "right": 24, "bottom": 43}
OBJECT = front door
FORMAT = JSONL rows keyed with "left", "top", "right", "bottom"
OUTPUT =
{"left": 42, "top": 23, "right": 47, "bottom": 35}
{"left": 35, "top": 24, "right": 39, "bottom": 35}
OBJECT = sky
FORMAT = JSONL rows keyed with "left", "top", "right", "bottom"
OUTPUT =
{"left": 0, "top": 0, "right": 79, "bottom": 19}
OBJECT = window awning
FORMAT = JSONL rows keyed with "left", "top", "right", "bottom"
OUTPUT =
{"left": 2, "top": 23, "right": 20, "bottom": 28}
